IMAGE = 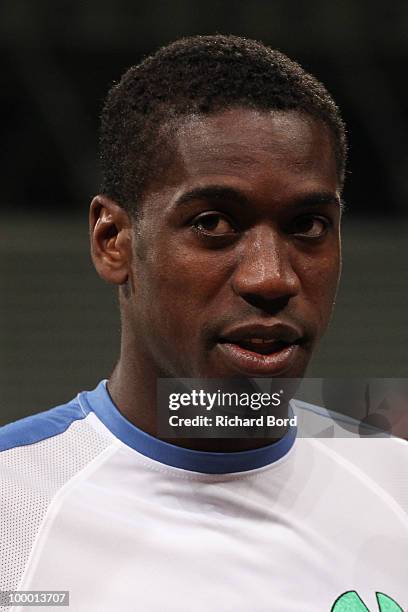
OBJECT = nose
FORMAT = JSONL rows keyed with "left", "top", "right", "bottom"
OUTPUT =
{"left": 231, "top": 227, "right": 301, "bottom": 309}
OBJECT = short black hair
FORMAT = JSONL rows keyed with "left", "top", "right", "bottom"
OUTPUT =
{"left": 100, "top": 34, "right": 347, "bottom": 214}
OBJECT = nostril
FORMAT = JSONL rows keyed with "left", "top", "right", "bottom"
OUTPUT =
{"left": 230, "top": 249, "right": 301, "bottom": 304}
{"left": 237, "top": 294, "right": 292, "bottom": 315}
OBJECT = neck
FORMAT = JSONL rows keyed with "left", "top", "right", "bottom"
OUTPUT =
{"left": 108, "top": 338, "right": 291, "bottom": 453}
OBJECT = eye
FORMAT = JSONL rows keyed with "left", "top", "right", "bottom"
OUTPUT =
{"left": 192, "top": 212, "right": 236, "bottom": 236}
{"left": 290, "top": 215, "right": 330, "bottom": 239}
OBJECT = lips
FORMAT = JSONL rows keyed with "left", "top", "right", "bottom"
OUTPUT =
{"left": 217, "top": 322, "right": 304, "bottom": 375}
{"left": 230, "top": 338, "right": 293, "bottom": 355}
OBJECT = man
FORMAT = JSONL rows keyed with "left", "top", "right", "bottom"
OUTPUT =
{"left": 1, "top": 35, "right": 406, "bottom": 612}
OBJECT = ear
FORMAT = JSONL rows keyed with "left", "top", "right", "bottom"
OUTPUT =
{"left": 89, "top": 195, "right": 132, "bottom": 285}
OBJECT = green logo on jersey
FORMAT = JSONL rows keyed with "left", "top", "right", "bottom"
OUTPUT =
{"left": 331, "top": 591, "right": 404, "bottom": 612}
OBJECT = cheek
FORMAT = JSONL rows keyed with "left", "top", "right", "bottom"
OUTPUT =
{"left": 298, "top": 250, "right": 341, "bottom": 319}
{"left": 133, "top": 245, "right": 228, "bottom": 338}
{"left": 151, "top": 241, "right": 232, "bottom": 304}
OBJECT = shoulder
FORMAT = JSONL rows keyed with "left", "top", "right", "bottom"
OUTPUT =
{"left": 0, "top": 392, "right": 112, "bottom": 524}
{"left": 0, "top": 397, "right": 87, "bottom": 453}
{"left": 292, "top": 398, "right": 408, "bottom": 512}
{"left": 0, "top": 390, "right": 113, "bottom": 594}
{"left": 292, "top": 398, "right": 402, "bottom": 439}
{"left": 0, "top": 390, "right": 112, "bottom": 482}
{"left": 292, "top": 397, "right": 408, "bottom": 460}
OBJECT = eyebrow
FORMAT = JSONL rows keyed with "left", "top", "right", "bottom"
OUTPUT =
{"left": 174, "top": 184, "right": 343, "bottom": 212}
{"left": 293, "top": 191, "right": 344, "bottom": 212}
{"left": 174, "top": 185, "right": 250, "bottom": 209}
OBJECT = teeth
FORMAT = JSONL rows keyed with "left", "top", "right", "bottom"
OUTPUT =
{"left": 249, "top": 338, "right": 270, "bottom": 344}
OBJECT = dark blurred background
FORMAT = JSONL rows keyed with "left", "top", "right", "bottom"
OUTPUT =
{"left": 1, "top": 0, "right": 407, "bottom": 424}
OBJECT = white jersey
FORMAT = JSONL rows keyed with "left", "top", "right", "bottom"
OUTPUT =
{"left": 1, "top": 381, "right": 407, "bottom": 612}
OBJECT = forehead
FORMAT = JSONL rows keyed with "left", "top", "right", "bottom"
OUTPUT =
{"left": 139, "top": 108, "right": 340, "bottom": 218}
{"left": 151, "top": 108, "right": 338, "bottom": 198}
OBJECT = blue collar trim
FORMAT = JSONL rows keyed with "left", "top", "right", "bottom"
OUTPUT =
{"left": 80, "top": 380, "right": 297, "bottom": 474}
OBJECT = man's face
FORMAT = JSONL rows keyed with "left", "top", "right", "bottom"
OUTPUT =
{"left": 125, "top": 108, "right": 341, "bottom": 379}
